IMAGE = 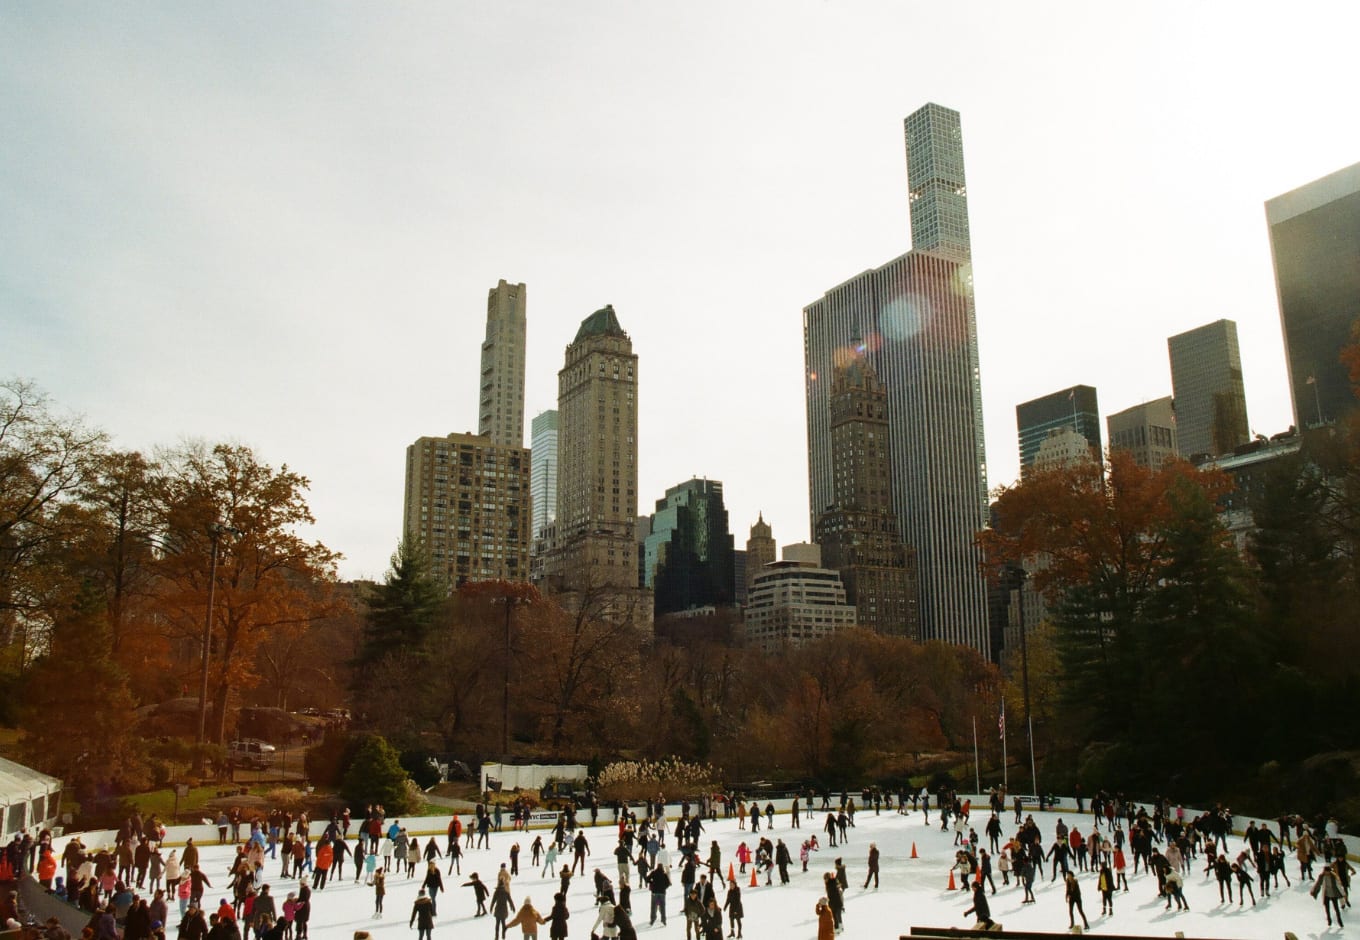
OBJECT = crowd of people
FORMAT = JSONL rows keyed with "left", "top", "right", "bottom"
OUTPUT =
{"left": 0, "top": 786, "right": 1354, "bottom": 938}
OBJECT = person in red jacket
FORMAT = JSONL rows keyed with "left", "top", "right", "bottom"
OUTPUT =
{"left": 36, "top": 845, "right": 57, "bottom": 889}
{"left": 312, "top": 839, "right": 334, "bottom": 890}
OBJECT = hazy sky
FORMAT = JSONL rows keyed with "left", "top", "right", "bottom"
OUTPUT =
{"left": 5, "top": 2, "right": 1359, "bottom": 582}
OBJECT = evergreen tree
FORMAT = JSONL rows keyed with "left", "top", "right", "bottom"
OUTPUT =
{"left": 342, "top": 733, "right": 415, "bottom": 814}
{"left": 359, "top": 539, "right": 445, "bottom": 665}
{"left": 20, "top": 582, "right": 149, "bottom": 802}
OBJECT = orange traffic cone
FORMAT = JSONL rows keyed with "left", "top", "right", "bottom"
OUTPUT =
{"left": 910, "top": 842, "right": 918, "bottom": 859}
{"left": 728, "top": 862, "right": 736, "bottom": 884}
{"left": 947, "top": 868, "right": 956, "bottom": 891}
{"left": 750, "top": 865, "right": 759, "bottom": 888}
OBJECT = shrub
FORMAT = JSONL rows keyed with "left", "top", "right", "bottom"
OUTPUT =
{"left": 596, "top": 757, "right": 719, "bottom": 804}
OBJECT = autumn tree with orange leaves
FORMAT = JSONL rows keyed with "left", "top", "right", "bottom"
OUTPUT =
{"left": 980, "top": 450, "right": 1260, "bottom": 788}
{"left": 154, "top": 443, "right": 342, "bottom": 745}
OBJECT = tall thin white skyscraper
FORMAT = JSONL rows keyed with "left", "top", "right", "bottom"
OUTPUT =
{"left": 530, "top": 409, "right": 558, "bottom": 538}
{"left": 804, "top": 102, "right": 991, "bottom": 657}
{"left": 478, "top": 280, "right": 527, "bottom": 448}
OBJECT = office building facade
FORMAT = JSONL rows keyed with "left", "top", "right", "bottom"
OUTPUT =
{"left": 1016, "top": 385, "right": 1101, "bottom": 474}
{"left": 643, "top": 478, "right": 735, "bottom": 616}
{"left": 743, "top": 544, "right": 858, "bottom": 652}
{"left": 545, "top": 305, "right": 640, "bottom": 592}
{"left": 1267, "top": 161, "right": 1360, "bottom": 430}
{"left": 804, "top": 102, "right": 990, "bottom": 655}
{"left": 813, "top": 341, "right": 919, "bottom": 637}
{"left": 403, "top": 433, "right": 531, "bottom": 587}
{"left": 1168, "top": 320, "right": 1250, "bottom": 460}
{"left": 1107, "top": 397, "right": 1178, "bottom": 469}
{"left": 530, "top": 409, "right": 559, "bottom": 538}
{"left": 478, "top": 280, "right": 527, "bottom": 448}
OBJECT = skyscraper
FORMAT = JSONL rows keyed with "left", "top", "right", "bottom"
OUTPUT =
{"left": 643, "top": 478, "right": 735, "bottom": 616}
{"left": 743, "top": 544, "right": 858, "bottom": 652}
{"left": 1168, "top": 320, "right": 1250, "bottom": 460}
{"left": 530, "top": 409, "right": 558, "bottom": 537}
{"left": 1266, "top": 161, "right": 1360, "bottom": 429}
{"left": 478, "top": 280, "right": 527, "bottom": 448}
{"left": 1107, "top": 397, "right": 1178, "bottom": 469}
{"left": 1016, "top": 385, "right": 1101, "bottom": 474}
{"left": 744, "top": 514, "right": 776, "bottom": 600}
{"left": 547, "top": 305, "right": 639, "bottom": 592}
{"left": 804, "top": 102, "right": 990, "bottom": 655}
{"left": 813, "top": 339, "right": 919, "bottom": 637}
{"left": 403, "top": 432, "right": 530, "bottom": 587}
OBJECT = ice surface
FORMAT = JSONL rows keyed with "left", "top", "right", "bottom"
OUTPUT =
{"left": 182, "top": 808, "right": 1345, "bottom": 939}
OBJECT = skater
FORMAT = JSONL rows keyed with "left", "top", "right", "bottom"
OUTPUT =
{"left": 862, "top": 844, "right": 878, "bottom": 890}
{"left": 424, "top": 861, "right": 445, "bottom": 916}
{"left": 963, "top": 881, "right": 994, "bottom": 930}
{"left": 591, "top": 896, "right": 617, "bottom": 940}
{"left": 815, "top": 898, "right": 834, "bottom": 940}
{"left": 1064, "top": 871, "right": 1089, "bottom": 930}
{"left": 464, "top": 871, "right": 489, "bottom": 916}
{"left": 506, "top": 896, "right": 547, "bottom": 940}
{"left": 372, "top": 867, "right": 385, "bottom": 918}
{"left": 410, "top": 889, "right": 435, "bottom": 940}
{"left": 723, "top": 881, "right": 743, "bottom": 938}
{"left": 492, "top": 880, "right": 518, "bottom": 939}
{"left": 549, "top": 892, "right": 571, "bottom": 940}
{"left": 1313, "top": 865, "right": 1346, "bottom": 929}
{"left": 1097, "top": 863, "right": 1114, "bottom": 915}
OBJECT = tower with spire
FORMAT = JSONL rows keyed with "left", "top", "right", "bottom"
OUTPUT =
{"left": 744, "top": 513, "right": 776, "bottom": 600}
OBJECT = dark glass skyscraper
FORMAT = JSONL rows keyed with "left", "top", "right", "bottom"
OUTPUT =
{"left": 1167, "top": 320, "right": 1250, "bottom": 460}
{"left": 1015, "top": 385, "right": 1101, "bottom": 475}
{"left": 1267, "top": 161, "right": 1360, "bottom": 429}
{"left": 805, "top": 102, "right": 990, "bottom": 656}
{"left": 644, "top": 478, "right": 735, "bottom": 616}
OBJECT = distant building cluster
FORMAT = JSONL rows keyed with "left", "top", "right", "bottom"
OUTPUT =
{"left": 398, "top": 115, "right": 1360, "bottom": 664}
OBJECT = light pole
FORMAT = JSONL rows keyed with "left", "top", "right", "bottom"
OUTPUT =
{"left": 197, "top": 522, "right": 240, "bottom": 770}
{"left": 1011, "top": 565, "right": 1038, "bottom": 796}
{"left": 494, "top": 593, "right": 527, "bottom": 759}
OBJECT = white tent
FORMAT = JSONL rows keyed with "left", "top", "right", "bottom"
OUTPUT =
{"left": 0, "top": 756, "right": 62, "bottom": 838}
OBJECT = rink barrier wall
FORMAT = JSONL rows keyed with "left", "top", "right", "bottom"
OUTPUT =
{"left": 44, "top": 793, "right": 1359, "bottom": 862}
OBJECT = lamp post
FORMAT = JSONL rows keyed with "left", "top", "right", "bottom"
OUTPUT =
{"left": 494, "top": 593, "right": 527, "bottom": 759}
{"left": 1011, "top": 565, "right": 1038, "bottom": 795}
{"left": 197, "top": 522, "right": 240, "bottom": 769}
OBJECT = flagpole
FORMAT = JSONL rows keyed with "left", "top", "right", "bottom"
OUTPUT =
{"left": 973, "top": 716, "right": 980, "bottom": 793}
{"left": 1001, "top": 705, "right": 1008, "bottom": 791}
{"left": 1028, "top": 714, "right": 1038, "bottom": 800}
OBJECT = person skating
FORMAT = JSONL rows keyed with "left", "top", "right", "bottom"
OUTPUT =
{"left": 1312, "top": 864, "right": 1345, "bottom": 928}
{"left": 548, "top": 892, "right": 570, "bottom": 940}
{"left": 1097, "top": 863, "right": 1115, "bottom": 915}
{"left": 410, "top": 888, "right": 435, "bottom": 940}
{"left": 1064, "top": 871, "right": 1089, "bottom": 930}
{"left": 963, "top": 881, "right": 994, "bottom": 930}
{"left": 823, "top": 871, "right": 844, "bottom": 933}
{"left": 591, "top": 896, "right": 617, "bottom": 940}
{"left": 683, "top": 889, "right": 704, "bottom": 940}
{"left": 1163, "top": 867, "right": 1188, "bottom": 911}
{"left": 571, "top": 832, "right": 590, "bottom": 876}
{"left": 412, "top": 860, "right": 440, "bottom": 916}
{"left": 1232, "top": 863, "right": 1256, "bottom": 906}
{"left": 862, "top": 844, "right": 878, "bottom": 890}
{"left": 647, "top": 864, "right": 670, "bottom": 926}
{"left": 464, "top": 872, "right": 490, "bottom": 916}
{"left": 722, "top": 880, "right": 743, "bottom": 938}
{"left": 505, "top": 896, "right": 546, "bottom": 940}
{"left": 814, "top": 898, "right": 834, "bottom": 940}
{"left": 492, "top": 881, "right": 518, "bottom": 940}
{"left": 372, "top": 867, "right": 385, "bottom": 918}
